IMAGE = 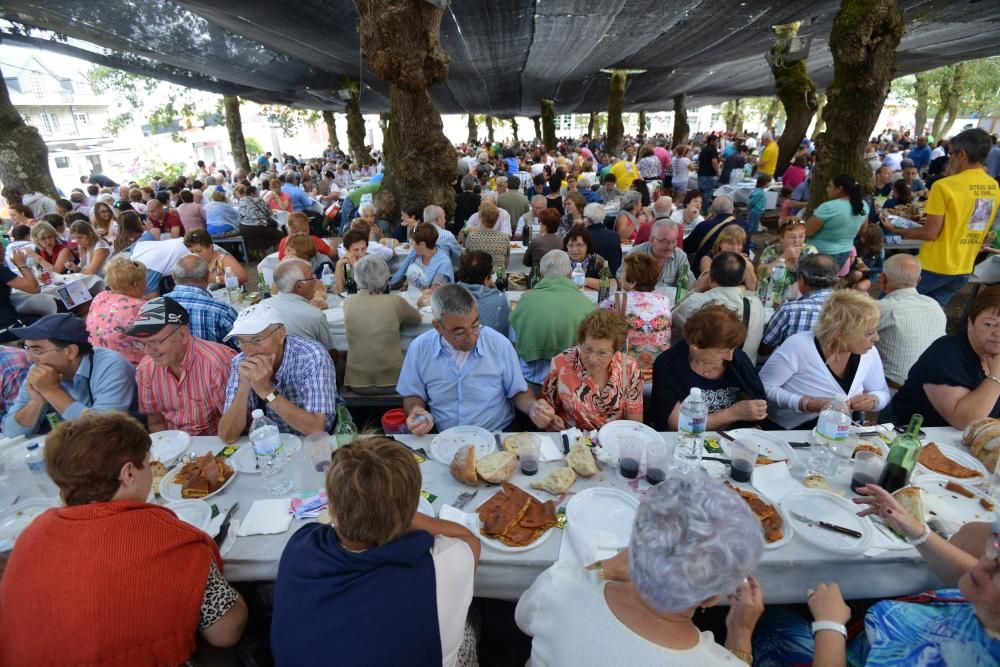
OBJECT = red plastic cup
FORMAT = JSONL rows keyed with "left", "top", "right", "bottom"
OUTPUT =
{"left": 381, "top": 408, "right": 408, "bottom": 435}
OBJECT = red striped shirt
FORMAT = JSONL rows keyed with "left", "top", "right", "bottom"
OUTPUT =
{"left": 137, "top": 337, "right": 237, "bottom": 435}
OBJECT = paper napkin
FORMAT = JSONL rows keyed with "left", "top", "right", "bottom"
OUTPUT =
{"left": 438, "top": 504, "right": 480, "bottom": 535}
{"left": 751, "top": 462, "right": 802, "bottom": 503}
{"left": 237, "top": 499, "right": 293, "bottom": 536}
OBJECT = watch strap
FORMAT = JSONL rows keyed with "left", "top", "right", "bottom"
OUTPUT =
{"left": 265, "top": 391, "right": 278, "bottom": 403}
{"left": 811, "top": 620, "right": 847, "bottom": 638}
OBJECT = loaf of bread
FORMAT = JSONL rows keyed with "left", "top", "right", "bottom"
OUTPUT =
{"left": 566, "top": 443, "right": 599, "bottom": 477}
{"left": 530, "top": 467, "right": 577, "bottom": 496}
{"left": 449, "top": 445, "right": 479, "bottom": 486}
{"left": 475, "top": 451, "right": 517, "bottom": 484}
{"left": 893, "top": 486, "right": 925, "bottom": 524}
{"left": 502, "top": 432, "right": 535, "bottom": 456}
{"left": 964, "top": 418, "right": 1000, "bottom": 470}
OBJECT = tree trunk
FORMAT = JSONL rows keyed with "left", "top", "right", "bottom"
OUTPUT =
{"left": 770, "top": 23, "right": 819, "bottom": 177}
{"left": 810, "top": 93, "right": 827, "bottom": 139}
{"left": 322, "top": 110, "right": 340, "bottom": 149}
{"left": 723, "top": 100, "right": 744, "bottom": 133}
{"left": 467, "top": 114, "right": 478, "bottom": 145}
{"left": 762, "top": 97, "right": 781, "bottom": 134}
{"left": 0, "top": 74, "right": 57, "bottom": 197}
{"left": 222, "top": 95, "right": 251, "bottom": 173}
{"left": 485, "top": 116, "right": 495, "bottom": 144}
{"left": 913, "top": 72, "right": 930, "bottom": 136}
{"left": 354, "top": 0, "right": 456, "bottom": 220}
{"left": 672, "top": 93, "right": 690, "bottom": 148}
{"left": 605, "top": 70, "right": 627, "bottom": 158}
{"left": 808, "top": 0, "right": 904, "bottom": 214}
{"left": 540, "top": 99, "right": 556, "bottom": 151}
{"left": 941, "top": 63, "right": 965, "bottom": 139}
{"left": 510, "top": 117, "right": 519, "bottom": 143}
{"left": 587, "top": 111, "right": 597, "bottom": 137}
{"left": 342, "top": 79, "right": 372, "bottom": 166}
{"left": 638, "top": 111, "right": 647, "bottom": 137}
{"left": 532, "top": 115, "right": 542, "bottom": 140}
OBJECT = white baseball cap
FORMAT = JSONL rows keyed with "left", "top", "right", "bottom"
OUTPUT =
{"left": 224, "top": 303, "right": 284, "bottom": 341}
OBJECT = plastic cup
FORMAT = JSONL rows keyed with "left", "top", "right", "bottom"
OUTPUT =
{"left": 618, "top": 436, "right": 643, "bottom": 480}
{"left": 381, "top": 408, "right": 408, "bottom": 435}
{"left": 645, "top": 442, "right": 670, "bottom": 485}
{"left": 729, "top": 439, "right": 759, "bottom": 483}
{"left": 851, "top": 450, "right": 885, "bottom": 493}
{"left": 519, "top": 438, "right": 540, "bottom": 476}
{"left": 304, "top": 433, "right": 333, "bottom": 473}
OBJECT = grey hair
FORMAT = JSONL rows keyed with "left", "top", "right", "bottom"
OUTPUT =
{"left": 577, "top": 176, "right": 591, "bottom": 188}
{"left": 540, "top": 249, "right": 572, "bottom": 278}
{"left": 653, "top": 196, "right": 673, "bottom": 215}
{"left": 173, "top": 254, "right": 209, "bottom": 282}
{"left": 949, "top": 127, "right": 992, "bottom": 164}
{"left": 461, "top": 174, "right": 478, "bottom": 190}
{"left": 621, "top": 190, "right": 642, "bottom": 211}
{"left": 423, "top": 204, "right": 445, "bottom": 224}
{"left": 431, "top": 283, "right": 477, "bottom": 321}
{"left": 495, "top": 176, "right": 508, "bottom": 187}
{"left": 359, "top": 203, "right": 375, "bottom": 216}
{"left": 710, "top": 195, "right": 734, "bottom": 215}
{"left": 354, "top": 254, "right": 391, "bottom": 292}
{"left": 630, "top": 471, "right": 764, "bottom": 613}
{"left": 530, "top": 194, "right": 547, "bottom": 206}
{"left": 582, "top": 202, "right": 606, "bottom": 225}
{"left": 650, "top": 218, "right": 678, "bottom": 238}
{"left": 761, "top": 131, "right": 773, "bottom": 141}
{"left": 481, "top": 191, "right": 498, "bottom": 203}
{"left": 883, "top": 253, "right": 922, "bottom": 287}
{"left": 798, "top": 253, "right": 839, "bottom": 289}
{"left": 273, "top": 258, "right": 311, "bottom": 293}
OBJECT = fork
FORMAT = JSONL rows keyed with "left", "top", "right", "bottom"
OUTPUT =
{"left": 452, "top": 490, "right": 478, "bottom": 510}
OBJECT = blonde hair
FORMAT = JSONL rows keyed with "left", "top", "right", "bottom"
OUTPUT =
{"left": 814, "top": 290, "right": 880, "bottom": 351}
{"left": 284, "top": 233, "right": 316, "bottom": 260}
{"left": 30, "top": 221, "right": 59, "bottom": 245}
{"left": 477, "top": 201, "right": 500, "bottom": 229}
{"left": 712, "top": 225, "right": 747, "bottom": 254}
{"left": 577, "top": 309, "right": 629, "bottom": 350}
{"left": 103, "top": 255, "right": 147, "bottom": 293}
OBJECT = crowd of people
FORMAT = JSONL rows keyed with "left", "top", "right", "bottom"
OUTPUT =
{"left": 1, "top": 121, "right": 1000, "bottom": 665}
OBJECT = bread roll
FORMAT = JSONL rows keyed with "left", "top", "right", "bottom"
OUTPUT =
{"left": 966, "top": 418, "right": 1000, "bottom": 470}
{"left": 530, "top": 467, "right": 577, "bottom": 496}
{"left": 566, "top": 443, "right": 599, "bottom": 477}
{"left": 502, "top": 432, "right": 535, "bottom": 456}
{"left": 893, "top": 486, "right": 925, "bottom": 524}
{"left": 449, "top": 445, "right": 479, "bottom": 486}
{"left": 476, "top": 451, "right": 517, "bottom": 484}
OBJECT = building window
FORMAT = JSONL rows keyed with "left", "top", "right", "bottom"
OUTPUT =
{"left": 73, "top": 112, "right": 89, "bottom": 125}
{"left": 54, "top": 157, "right": 70, "bottom": 169}
{"left": 30, "top": 71, "right": 45, "bottom": 100}
{"left": 40, "top": 111, "right": 55, "bottom": 134}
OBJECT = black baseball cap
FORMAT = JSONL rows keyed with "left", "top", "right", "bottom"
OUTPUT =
{"left": 124, "top": 297, "right": 190, "bottom": 338}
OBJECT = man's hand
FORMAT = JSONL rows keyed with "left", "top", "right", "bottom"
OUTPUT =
{"left": 27, "top": 364, "right": 61, "bottom": 394}
{"left": 528, "top": 399, "right": 557, "bottom": 429}
{"left": 240, "top": 355, "right": 276, "bottom": 398}
{"left": 406, "top": 406, "right": 434, "bottom": 435}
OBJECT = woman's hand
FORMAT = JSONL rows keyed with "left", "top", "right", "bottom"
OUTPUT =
{"left": 728, "top": 399, "right": 768, "bottom": 422}
{"left": 726, "top": 576, "right": 764, "bottom": 634}
{"left": 597, "top": 549, "right": 630, "bottom": 581}
{"left": 853, "top": 484, "right": 924, "bottom": 539}
{"left": 807, "top": 583, "right": 850, "bottom": 624}
{"left": 848, "top": 393, "right": 878, "bottom": 412}
{"left": 800, "top": 396, "right": 831, "bottom": 413}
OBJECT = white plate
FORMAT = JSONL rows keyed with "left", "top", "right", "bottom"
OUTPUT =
{"left": 159, "top": 461, "right": 238, "bottom": 502}
{"left": 230, "top": 445, "right": 260, "bottom": 474}
{"left": 0, "top": 498, "right": 59, "bottom": 551}
{"left": 164, "top": 499, "right": 214, "bottom": 534}
{"left": 727, "top": 483, "right": 794, "bottom": 550}
{"left": 597, "top": 421, "right": 663, "bottom": 463}
{"left": 476, "top": 487, "right": 557, "bottom": 553}
{"left": 912, "top": 475, "right": 997, "bottom": 537}
{"left": 149, "top": 430, "right": 191, "bottom": 466}
{"left": 565, "top": 488, "right": 639, "bottom": 558}
{"left": 779, "top": 488, "right": 872, "bottom": 556}
{"left": 417, "top": 497, "right": 435, "bottom": 517}
{"left": 914, "top": 443, "right": 988, "bottom": 485}
{"left": 280, "top": 433, "right": 302, "bottom": 455}
{"left": 430, "top": 426, "right": 495, "bottom": 464}
{"left": 723, "top": 429, "right": 796, "bottom": 466}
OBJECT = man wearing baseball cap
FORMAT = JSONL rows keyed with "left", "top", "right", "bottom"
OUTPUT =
{"left": 128, "top": 297, "right": 237, "bottom": 436}
{"left": 217, "top": 302, "right": 339, "bottom": 442}
{"left": 2, "top": 313, "right": 136, "bottom": 437}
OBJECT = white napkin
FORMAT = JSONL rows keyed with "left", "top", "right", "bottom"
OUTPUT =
{"left": 539, "top": 434, "right": 564, "bottom": 462}
{"left": 568, "top": 526, "right": 623, "bottom": 564}
{"left": 864, "top": 520, "right": 916, "bottom": 557}
{"left": 438, "top": 505, "right": 480, "bottom": 535}
{"left": 751, "top": 462, "right": 802, "bottom": 502}
{"left": 236, "top": 499, "right": 293, "bottom": 536}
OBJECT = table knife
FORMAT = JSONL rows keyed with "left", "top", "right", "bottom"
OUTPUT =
{"left": 787, "top": 442, "right": 813, "bottom": 448}
{"left": 214, "top": 502, "right": 240, "bottom": 546}
{"left": 561, "top": 433, "right": 570, "bottom": 455}
{"left": 494, "top": 432, "right": 503, "bottom": 451}
{"left": 789, "top": 510, "right": 863, "bottom": 538}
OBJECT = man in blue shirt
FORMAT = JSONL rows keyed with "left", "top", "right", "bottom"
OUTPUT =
{"left": 281, "top": 174, "right": 317, "bottom": 212}
{"left": 908, "top": 136, "right": 931, "bottom": 172}
{"left": 985, "top": 139, "right": 1000, "bottom": 179}
{"left": 397, "top": 284, "right": 558, "bottom": 434}
{"left": 165, "top": 255, "right": 238, "bottom": 347}
{"left": 2, "top": 314, "right": 136, "bottom": 437}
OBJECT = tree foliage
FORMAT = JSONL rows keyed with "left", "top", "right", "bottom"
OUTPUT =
{"left": 891, "top": 56, "right": 1000, "bottom": 134}
{"left": 261, "top": 105, "right": 320, "bottom": 138}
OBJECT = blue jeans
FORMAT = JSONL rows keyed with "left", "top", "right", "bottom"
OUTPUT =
{"left": 916, "top": 269, "right": 969, "bottom": 307}
{"left": 697, "top": 175, "right": 717, "bottom": 213}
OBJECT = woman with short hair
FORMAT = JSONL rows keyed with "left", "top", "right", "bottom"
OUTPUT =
{"left": 85, "top": 255, "right": 147, "bottom": 365}
{"left": 237, "top": 184, "right": 284, "bottom": 252}
{"left": 391, "top": 223, "right": 455, "bottom": 288}
{"left": 760, "top": 289, "right": 890, "bottom": 429}
{"left": 334, "top": 228, "right": 368, "bottom": 295}
{"left": 463, "top": 202, "right": 510, "bottom": 271}
{"left": 516, "top": 472, "right": 764, "bottom": 665}
{"left": 0, "top": 412, "right": 248, "bottom": 664}
{"left": 184, "top": 228, "right": 247, "bottom": 286}
{"left": 457, "top": 249, "right": 510, "bottom": 337}
{"left": 755, "top": 219, "right": 818, "bottom": 303}
{"left": 564, "top": 226, "right": 613, "bottom": 290}
{"left": 176, "top": 189, "right": 207, "bottom": 232}
{"left": 559, "top": 190, "right": 588, "bottom": 236}
{"left": 27, "top": 221, "right": 73, "bottom": 273}
{"left": 525, "top": 208, "right": 564, "bottom": 268}
{"left": 205, "top": 190, "right": 239, "bottom": 238}
{"left": 615, "top": 190, "right": 644, "bottom": 243}
{"left": 272, "top": 436, "right": 480, "bottom": 666}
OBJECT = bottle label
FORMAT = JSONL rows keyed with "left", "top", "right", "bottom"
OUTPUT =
{"left": 252, "top": 431, "right": 282, "bottom": 457}
{"left": 678, "top": 413, "right": 706, "bottom": 436}
{"left": 816, "top": 416, "right": 850, "bottom": 442}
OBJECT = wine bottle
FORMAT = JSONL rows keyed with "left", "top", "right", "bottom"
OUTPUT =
{"left": 878, "top": 413, "right": 924, "bottom": 493}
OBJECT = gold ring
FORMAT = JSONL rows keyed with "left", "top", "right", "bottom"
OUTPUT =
{"left": 598, "top": 568, "right": 606, "bottom": 580}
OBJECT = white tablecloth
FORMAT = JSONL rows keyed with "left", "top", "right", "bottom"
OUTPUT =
{"left": 12, "top": 274, "right": 105, "bottom": 315}
{"left": 714, "top": 183, "right": 780, "bottom": 209}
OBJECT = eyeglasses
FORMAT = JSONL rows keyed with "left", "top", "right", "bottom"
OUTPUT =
{"left": 579, "top": 345, "right": 614, "bottom": 360}
{"left": 234, "top": 326, "right": 281, "bottom": 350}
{"left": 135, "top": 325, "right": 182, "bottom": 350}
{"left": 25, "top": 344, "right": 66, "bottom": 357}
{"left": 444, "top": 321, "right": 482, "bottom": 338}
{"left": 294, "top": 276, "right": 319, "bottom": 288}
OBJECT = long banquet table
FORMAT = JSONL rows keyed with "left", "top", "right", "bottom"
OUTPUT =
{"left": 5, "top": 427, "right": 969, "bottom": 603}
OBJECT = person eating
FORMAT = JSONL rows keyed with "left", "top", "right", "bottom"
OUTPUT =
{"left": 389, "top": 223, "right": 455, "bottom": 289}
{"left": 183, "top": 228, "right": 248, "bottom": 287}
{"left": 64, "top": 220, "right": 111, "bottom": 276}
{"left": 621, "top": 219, "right": 695, "bottom": 290}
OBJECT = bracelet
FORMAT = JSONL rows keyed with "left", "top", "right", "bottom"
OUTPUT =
{"left": 988, "top": 376, "right": 1000, "bottom": 387}
{"left": 811, "top": 620, "right": 848, "bottom": 638}
{"left": 905, "top": 523, "right": 931, "bottom": 546}
{"left": 727, "top": 649, "right": 752, "bottom": 665}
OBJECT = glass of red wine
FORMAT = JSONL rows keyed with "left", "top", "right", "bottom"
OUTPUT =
{"left": 851, "top": 450, "right": 885, "bottom": 494}
{"left": 618, "top": 436, "right": 643, "bottom": 480}
{"left": 645, "top": 442, "right": 670, "bottom": 485}
{"left": 729, "top": 440, "right": 759, "bottom": 483}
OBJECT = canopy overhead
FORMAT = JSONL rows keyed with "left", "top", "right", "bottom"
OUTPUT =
{"left": 1, "top": 0, "right": 998, "bottom": 115}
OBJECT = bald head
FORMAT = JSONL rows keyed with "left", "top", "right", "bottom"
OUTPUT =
{"left": 653, "top": 196, "right": 673, "bottom": 217}
{"left": 882, "top": 253, "right": 922, "bottom": 291}
{"left": 173, "top": 254, "right": 210, "bottom": 287}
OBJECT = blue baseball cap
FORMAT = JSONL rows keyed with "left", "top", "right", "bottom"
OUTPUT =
{"left": 11, "top": 313, "right": 89, "bottom": 344}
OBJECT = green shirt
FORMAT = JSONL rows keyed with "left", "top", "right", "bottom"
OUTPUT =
{"left": 810, "top": 198, "right": 868, "bottom": 254}
{"left": 509, "top": 276, "right": 594, "bottom": 362}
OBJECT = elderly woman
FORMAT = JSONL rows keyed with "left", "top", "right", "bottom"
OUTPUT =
{"left": 637, "top": 144, "right": 662, "bottom": 181}
{"left": 805, "top": 174, "right": 869, "bottom": 269}
{"left": 343, "top": 255, "right": 422, "bottom": 393}
{"left": 271, "top": 436, "right": 480, "bottom": 666}
{"left": 0, "top": 412, "right": 247, "bottom": 664}
{"left": 564, "top": 226, "right": 614, "bottom": 290}
{"left": 525, "top": 208, "right": 564, "bottom": 268}
{"left": 463, "top": 201, "right": 510, "bottom": 271}
{"left": 539, "top": 309, "right": 642, "bottom": 431}
{"left": 755, "top": 219, "right": 818, "bottom": 303}
{"left": 671, "top": 189, "right": 705, "bottom": 238}
{"left": 334, "top": 228, "right": 367, "bottom": 294}
{"left": 176, "top": 189, "right": 207, "bottom": 231}
{"left": 559, "top": 190, "right": 588, "bottom": 236}
{"left": 600, "top": 253, "right": 672, "bottom": 384}
{"left": 615, "top": 190, "right": 644, "bottom": 243}
{"left": 760, "top": 290, "right": 890, "bottom": 430}
{"left": 516, "top": 472, "right": 764, "bottom": 665}
{"left": 85, "top": 256, "right": 147, "bottom": 365}
{"left": 890, "top": 287, "right": 1000, "bottom": 428}
{"left": 205, "top": 190, "right": 239, "bottom": 238}
{"left": 279, "top": 211, "right": 334, "bottom": 260}
{"left": 65, "top": 220, "right": 111, "bottom": 276}
{"left": 390, "top": 223, "right": 455, "bottom": 289}
{"left": 652, "top": 304, "right": 768, "bottom": 431}
{"left": 27, "top": 221, "right": 73, "bottom": 273}
{"left": 457, "top": 249, "right": 510, "bottom": 337}
{"left": 184, "top": 228, "right": 247, "bottom": 286}
{"left": 237, "top": 184, "right": 283, "bottom": 251}
{"left": 285, "top": 232, "right": 334, "bottom": 280}
{"left": 264, "top": 177, "right": 293, "bottom": 212}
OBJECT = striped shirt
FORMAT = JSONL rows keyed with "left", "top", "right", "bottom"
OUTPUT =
{"left": 0, "top": 346, "right": 30, "bottom": 418}
{"left": 137, "top": 337, "right": 237, "bottom": 435}
{"left": 164, "top": 284, "right": 238, "bottom": 347}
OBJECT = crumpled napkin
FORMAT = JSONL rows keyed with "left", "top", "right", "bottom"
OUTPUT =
{"left": 539, "top": 434, "right": 565, "bottom": 462}
{"left": 237, "top": 499, "right": 293, "bottom": 536}
{"left": 438, "top": 504, "right": 480, "bottom": 535}
{"left": 289, "top": 490, "right": 328, "bottom": 519}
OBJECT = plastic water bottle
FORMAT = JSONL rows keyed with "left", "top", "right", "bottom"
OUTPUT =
{"left": 810, "top": 394, "right": 851, "bottom": 477}
{"left": 571, "top": 262, "right": 585, "bottom": 288}
{"left": 675, "top": 388, "right": 708, "bottom": 470}
{"left": 224, "top": 266, "right": 240, "bottom": 301}
{"left": 24, "top": 442, "right": 45, "bottom": 474}
{"left": 768, "top": 258, "right": 787, "bottom": 307}
{"left": 250, "top": 409, "right": 293, "bottom": 495}
{"left": 321, "top": 264, "right": 334, "bottom": 290}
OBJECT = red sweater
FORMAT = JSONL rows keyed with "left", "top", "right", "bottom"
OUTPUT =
{"left": 0, "top": 500, "right": 221, "bottom": 666}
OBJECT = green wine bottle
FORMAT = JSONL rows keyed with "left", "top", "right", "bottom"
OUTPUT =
{"left": 878, "top": 413, "right": 924, "bottom": 493}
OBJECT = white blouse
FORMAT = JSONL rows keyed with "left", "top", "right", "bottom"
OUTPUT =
{"left": 432, "top": 537, "right": 475, "bottom": 667}
{"left": 760, "top": 331, "right": 891, "bottom": 429}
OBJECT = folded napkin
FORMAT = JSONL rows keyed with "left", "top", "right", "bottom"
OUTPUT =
{"left": 539, "top": 434, "right": 564, "bottom": 462}
{"left": 438, "top": 504, "right": 480, "bottom": 535}
{"left": 751, "top": 462, "right": 802, "bottom": 503}
{"left": 864, "top": 520, "right": 916, "bottom": 557}
{"left": 237, "top": 499, "right": 293, "bottom": 536}
{"left": 289, "top": 490, "right": 328, "bottom": 519}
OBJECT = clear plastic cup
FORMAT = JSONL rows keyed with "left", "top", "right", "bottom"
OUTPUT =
{"left": 729, "top": 440, "right": 759, "bottom": 483}
{"left": 851, "top": 450, "right": 885, "bottom": 493}
{"left": 304, "top": 433, "right": 333, "bottom": 473}
{"left": 807, "top": 443, "right": 838, "bottom": 478}
{"left": 645, "top": 442, "right": 670, "bottom": 485}
{"left": 519, "top": 438, "right": 540, "bottom": 476}
{"left": 618, "top": 436, "right": 643, "bottom": 480}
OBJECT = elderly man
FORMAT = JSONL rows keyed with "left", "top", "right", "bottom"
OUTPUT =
{"left": 582, "top": 202, "right": 623, "bottom": 275}
{"left": 467, "top": 191, "right": 512, "bottom": 236}
{"left": 397, "top": 284, "right": 558, "bottom": 434}
{"left": 684, "top": 196, "right": 739, "bottom": 263}
{"left": 267, "top": 258, "right": 336, "bottom": 350}
{"left": 673, "top": 252, "right": 765, "bottom": 363}
{"left": 515, "top": 195, "right": 547, "bottom": 241}
{"left": 619, "top": 219, "right": 694, "bottom": 289}
{"left": 145, "top": 199, "right": 184, "bottom": 239}
{"left": 2, "top": 313, "right": 136, "bottom": 437}
{"left": 509, "top": 250, "right": 595, "bottom": 385}
{"left": 128, "top": 297, "right": 236, "bottom": 434}
{"left": 758, "top": 253, "right": 838, "bottom": 356}
{"left": 218, "top": 303, "right": 339, "bottom": 441}
{"left": 420, "top": 204, "right": 462, "bottom": 269}
{"left": 164, "top": 255, "right": 237, "bottom": 346}
{"left": 876, "top": 254, "right": 947, "bottom": 389}
{"left": 496, "top": 175, "right": 530, "bottom": 225}
{"left": 755, "top": 132, "right": 778, "bottom": 178}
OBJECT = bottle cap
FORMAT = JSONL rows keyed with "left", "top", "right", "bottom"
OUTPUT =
{"left": 251, "top": 409, "right": 264, "bottom": 418}
{"left": 26, "top": 443, "right": 39, "bottom": 450}
{"left": 691, "top": 388, "right": 702, "bottom": 397}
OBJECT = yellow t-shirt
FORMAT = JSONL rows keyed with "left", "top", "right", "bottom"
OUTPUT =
{"left": 757, "top": 141, "right": 778, "bottom": 176}
{"left": 610, "top": 160, "right": 639, "bottom": 191}
{"left": 918, "top": 168, "right": 1000, "bottom": 275}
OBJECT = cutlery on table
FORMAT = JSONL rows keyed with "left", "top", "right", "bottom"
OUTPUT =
{"left": 717, "top": 430, "right": 736, "bottom": 442}
{"left": 702, "top": 456, "right": 732, "bottom": 465}
{"left": 494, "top": 432, "right": 503, "bottom": 451}
{"left": 561, "top": 433, "right": 570, "bottom": 455}
{"left": 452, "top": 490, "right": 478, "bottom": 510}
{"left": 787, "top": 442, "right": 813, "bottom": 448}
{"left": 789, "top": 510, "right": 863, "bottom": 538}
{"left": 214, "top": 502, "right": 240, "bottom": 546}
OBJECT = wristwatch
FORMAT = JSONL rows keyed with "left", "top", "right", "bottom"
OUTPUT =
{"left": 811, "top": 620, "right": 847, "bottom": 638}
{"left": 264, "top": 390, "right": 279, "bottom": 404}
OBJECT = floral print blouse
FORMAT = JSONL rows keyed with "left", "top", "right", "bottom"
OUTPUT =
{"left": 85, "top": 290, "right": 146, "bottom": 365}
{"left": 599, "top": 290, "right": 672, "bottom": 374}
{"left": 542, "top": 347, "right": 643, "bottom": 431}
